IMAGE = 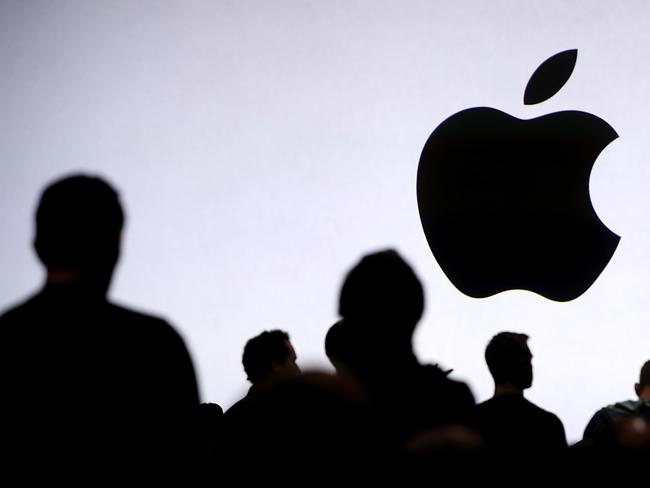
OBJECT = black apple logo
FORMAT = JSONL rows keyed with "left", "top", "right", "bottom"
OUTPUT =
{"left": 417, "top": 49, "right": 620, "bottom": 302}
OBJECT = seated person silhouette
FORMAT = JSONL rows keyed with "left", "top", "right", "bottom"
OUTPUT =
{"left": 582, "top": 359, "right": 650, "bottom": 448}
{"left": 472, "top": 332, "right": 567, "bottom": 450}
{"left": 226, "top": 329, "right": 300, "bottom": 418}
{"left": 0, "top": 175, "right": 199, "bottom": 471}
{"left": 336, "top": 249, "right": 475, "bottom": 444}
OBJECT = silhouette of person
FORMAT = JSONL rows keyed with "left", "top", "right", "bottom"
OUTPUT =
{"left": 325, "top": 319, "right": 360, "bottom": 379}
{"left": 582, "top": 359, "right": 650, "bottom": 447}
{"left": 223, "top": 332, "right": 378, "bottom": 474}
{"left": 226, "top": 329, "right": 300, "bottom": 418}
{"left": 224, "top": 371, "right": 377, "bottom": 478}
{"left": 327, "top": 317, "right": 453, "bottom": 381}
{"left": 0, "top": 175, "right": 199, "bottom": 474}
{"left": 472, "top": 332, "right": 567, "bottom": 450}
{"left": 336, "top": 249, "right": 475, "bottom": 444}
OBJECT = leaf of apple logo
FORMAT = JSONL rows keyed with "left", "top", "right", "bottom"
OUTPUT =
{"left": 416, "top": 49, "right": 620, "bottom": 302}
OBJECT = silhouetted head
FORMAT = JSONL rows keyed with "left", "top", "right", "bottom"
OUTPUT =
{"left": 242, "top": 330, "right": 300, "bottom": 385}
{"left": 635, "top": 360, "right": 650, "bottom": 399}
{"left": 338, "top": 250, "right": 424, "bottom": 346}
{"left": 34, "top": 174, "right": 124, "bottom": 293}
{"left": 325, "top": 319, "right": 364, "bottom": 378}
{"left": 485, "top": 332, "right": 533, "bottom": 392}
{"left": 325, "top": 319, "right": 348, "bottom": 372}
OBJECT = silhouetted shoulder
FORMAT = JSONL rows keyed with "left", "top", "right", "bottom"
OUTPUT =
{"left": 0, "top": 292, "right": 62, "bottom": 345}
{"left": 0, "top": 293, "right": 192, "bottom": 361}
{"left": 105, "top": 301, "right": 200, "bottom": 403}
{"left": 475, "top": 395, "right": 559, "bottom": 421}
{"left": 105, "top": 301, "right": 188, "bottom": 341}
{"left": 473, "top": 395, "right": 566, "bottom": 449}
{"left": 420, "top": 364, "right": 475, "bottom": 405}
{"left": 583, "top": 399, "right": 650, "bottom": 442}
{"left": 224, "top": 394, "right": 251, "bottom": 420}
{"left": 583, "top": 407, "right": 614, "bottom": 444}
{"left": 527, "top": 400, "right": 566, "bottom": 438}
{"left": 0, "top": 290, "right": 200, "bottom": 473}
{"left": 388, "top": 363, "right": 476, "bottom": 435}
{"left": 0, "top": 292, "right": 44, "bottom": 323}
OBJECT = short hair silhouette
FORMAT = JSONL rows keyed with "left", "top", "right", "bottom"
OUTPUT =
{"left": 34, "top": 174, "right": 124, "bottom": 269}
{"left": 338, "top": 249, "right": 424, "bottom": 335}
{"left": 242, "top": 330, "right": 293, "bottom": 384}
{"left": 485, "top": 332, "right": 533, "bottom": 389}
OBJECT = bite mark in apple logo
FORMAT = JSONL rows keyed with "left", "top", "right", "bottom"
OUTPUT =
{"left": 417, "top": 49, "right": 620, "bottom": 302}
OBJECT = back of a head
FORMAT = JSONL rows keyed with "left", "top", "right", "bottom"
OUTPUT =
{"left": 640, "top": 360, "right": 650, "bottom": 388}
{"left": 636, "top": 360, "right": 650, "bottom": 400}
{"left": 242, "top": 330, "right": 293, "bottom": 384}
{"left": 35, "top": 174, "right": 124, "bottom": 272}
{"left": 325, "top": 319, "right": 349, "bottom": 367}
{"left": 338, "top": 249, "right": 424, "bottom": 337}
{"left": 485, "top": 332, "right": 533, "bottom": 389}
{"left": 325, "top": 319, "right": 369, "bottom": 378}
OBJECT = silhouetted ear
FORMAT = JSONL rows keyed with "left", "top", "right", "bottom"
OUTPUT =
{"left": 524, "top": 49, "right": 577, "bottom": 105}
{"left": 635, "top": 383, "right": 641, "bottom": 397}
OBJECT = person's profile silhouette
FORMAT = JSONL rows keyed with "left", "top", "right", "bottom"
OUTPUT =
{"left": 471, "top": 332, "right": 567, "bottom": 451}
{"left": 0, "top": 174, "right": 199, "bottom": 476}
{"left": 225, "top": 329, "right": 301, "bottom": 419}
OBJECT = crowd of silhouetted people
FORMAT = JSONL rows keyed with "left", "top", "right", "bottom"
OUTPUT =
{"left": 1, "top": 174, "right": 648, "bottom": 480}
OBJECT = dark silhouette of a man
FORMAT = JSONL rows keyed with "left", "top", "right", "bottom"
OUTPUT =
{"left": 225, "top": 329, "right": 300, "bottom": 418}
{"left": 223, "top": 331, "right": 377, "bottom": 474}
{"left": 0, "top": 175, "right": 199, "bottom": 474}
{"left": 472, "top": 332, "right": 567, "bottom": 450}
{"left": 336, "top": 249, "right": 475, "bottom": 444}
{"left": 583, "top": 359, "right": 650, "bottom": 448}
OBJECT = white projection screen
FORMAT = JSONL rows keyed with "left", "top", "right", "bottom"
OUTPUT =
{"left": 1, "top": 1, "right": 649, "bottom": 444}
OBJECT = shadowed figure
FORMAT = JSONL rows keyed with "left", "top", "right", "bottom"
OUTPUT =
{"left": 225, "top": 371, "right": 376, "bottom": 475}
{"left": 222, "top": 330, "right": 382, "bottom": 477}
{"left": 471, "top": 332, "right": 567, "bottom": 451}
{"left": 0, "top": 175, "right": 199, "bottom": 475}
{"left": 325, "top": 318, "right": 360, "bottom": 381}
{"left": 223, "top": 329, "right": 300, "bottom": 448}
{"left": 582, "top": 359, "right": 650, "bottom": 449}
{"left": 335, "top": 249, "right": 475, "bottom": 445}
{"left": 225, "top": 329, "right": 301, "bottom": 419}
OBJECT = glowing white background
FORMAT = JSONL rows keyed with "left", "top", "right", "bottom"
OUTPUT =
{"left": 1, "top": 0, "right": 648, "bottom": 443}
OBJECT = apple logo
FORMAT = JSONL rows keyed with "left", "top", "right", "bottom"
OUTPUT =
{"left": 416, "top": 49, "right": 620, "bottom": 302}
